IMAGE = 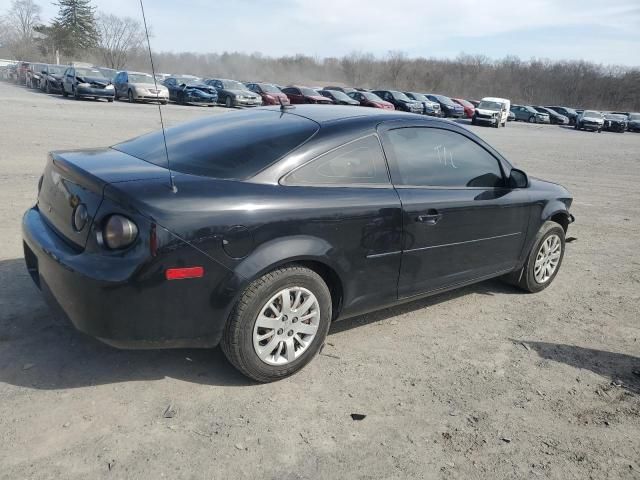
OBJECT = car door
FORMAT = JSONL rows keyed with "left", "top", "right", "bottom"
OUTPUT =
{"left": 113, "top": 72, "right": 124, "bottom": 97}
{"left": 282, "top": 134, "right": 403, "bottom": 316}
{"left": 283, "top": 87, "right": 302, "bottom": 104}
{"left": 379, "top": 122, "right": 531, "bottom": 298}
{"left": 63, "top": 68, "right": 74, "bottom": 93}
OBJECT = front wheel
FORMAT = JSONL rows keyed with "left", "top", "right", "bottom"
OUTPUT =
{"left": 221, "top": 266, "right": 332, "bottom": 382}
{"left": 225, "top": 96, "right": 232, "bottom": 108}
{"left": 528, "top": 116, "right": 536, "bottom": 123}
{"left": 503, "top": 221, "right": 565, "bottom": 293}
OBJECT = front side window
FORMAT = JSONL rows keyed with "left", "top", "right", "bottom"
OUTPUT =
{"left": 285, "top": 135, "right": 389, "bottom": 186}
{"left": 382, "top": 128, "right": 505, "bottom": 188}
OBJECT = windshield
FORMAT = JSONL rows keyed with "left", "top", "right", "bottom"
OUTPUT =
{"left": 48, "top": 66, "right": 65, "bottom": 75}
{"left": 605, "top": 114, "right": 625, "bottom": 120}
{"left": 222, "top": 80, "right": 247, "bottom": 90}
{"left": 113, "top": 110, "right": 319, "bottom": 180}
{"left": 327, "top": 90, "right": 351, "bottom": 101}
{"left": 301, "top": 87, "right": 320, "bottom": 96}
{"left": 174, "top": 76, "right": 201, "bottom": 85}
{"left": 128, "top": 73, "right": 154, "bottom": 83}
{"left": 409, "top": 93, "right": 427, "bottom": 101}
{"left": 455, "top": 98, "right": 473, "bottom": 107}
{"left": 75, "top": 68, "right": 105, "bottom": 78}
{"left": 361, "top": 92, "right": 384, "bottom": 102}
{"left": 584, "top": 110, "right": 602, "bottom": 118}
{"left": 435, "top": 95, "right": 455, "bottom": 106}
{"left": 478, "top": 101, "right": 502, "bottom": 111}
{"left": 260, "top": 83, "right": 282, "bottom": 93}
{"left": 628, "top": 113, "right": 640, "bottom": 120}
{"left": 391, "top": 91, "right": 411, "bottom": 101}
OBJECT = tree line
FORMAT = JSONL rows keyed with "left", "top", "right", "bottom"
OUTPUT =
{"left": 1, "top": 0, "right": 638, "bottom": 111}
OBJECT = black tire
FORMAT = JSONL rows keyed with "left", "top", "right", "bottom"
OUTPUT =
{"left": 45, "top": 81, "right": 50, "bottom": 94}
{"left": 503, "top": 221, "right": 565, "bottom": 293}
{"left": 161, "top": 101, "right": 168, "bottom": 105}
{"left": 221, "top": 265, "right": 332, "bottom": 382}
{"left": 128, "top": 90, "right": 134, "bottom": 103}
{"left": 528, "top": 115, "right": 536, "bottom": 123}
{"left": 107, "top": 98, "right": 114, "bottom": 103}
{"left": 73, "top": 87, "right": 80, "bottom": 100}
{"left": 471, "top": 117, "right": 477, "bottom": 125}
{"left": 225, "top": 96, "right": 233, "bottom": 108}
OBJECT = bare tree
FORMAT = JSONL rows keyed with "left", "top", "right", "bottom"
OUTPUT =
{"left": 1, "top": 0, "right": 41, "bottom": 59}
{"left": 95, "top": 13, "right": 146, "bottom": 70}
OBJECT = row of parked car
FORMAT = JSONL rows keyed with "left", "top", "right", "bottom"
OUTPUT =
{"left": 4, "top": 60, "right": 639, "bottom": 133}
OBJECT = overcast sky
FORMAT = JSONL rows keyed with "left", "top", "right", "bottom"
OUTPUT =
{"left": 38, "top": 0, "right": 640, "bottom": 66}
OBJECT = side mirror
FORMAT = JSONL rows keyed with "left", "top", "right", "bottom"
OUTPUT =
{"left": 509, "top": 168, "right": 529, "bottom": 188}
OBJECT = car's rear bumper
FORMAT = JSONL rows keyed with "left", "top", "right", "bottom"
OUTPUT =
{"left": 22, "top": 206, "right": 240, "bottom": 349}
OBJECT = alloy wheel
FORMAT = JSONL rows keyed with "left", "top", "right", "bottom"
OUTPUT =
{"left": 534, "top": 234, "right": 561, "bottom": 283}
{"left": 252, "top": 287, "right": 320, "bottom": 366}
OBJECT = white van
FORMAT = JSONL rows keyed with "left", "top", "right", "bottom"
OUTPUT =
{"left": 473, "top": 97, "right": 511, "bottom": 128}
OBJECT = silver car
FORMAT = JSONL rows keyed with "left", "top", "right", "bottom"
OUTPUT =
{"left": 113, "top": 71, "right": 169, "bottom": 104}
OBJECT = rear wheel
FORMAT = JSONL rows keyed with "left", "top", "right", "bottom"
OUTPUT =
{"left": 221, "top": 266, "right": 332, "bottom": 382}
{"left": 503, "top": 221, "right": 565, "bottom": 293}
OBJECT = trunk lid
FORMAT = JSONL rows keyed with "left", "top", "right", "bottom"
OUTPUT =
{"left": 37, "top": 148, "right": 169, "bottom": 249}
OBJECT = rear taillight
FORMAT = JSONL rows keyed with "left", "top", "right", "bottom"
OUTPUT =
{"left": 103, "top": 214, "right": 138, "bottom": 249}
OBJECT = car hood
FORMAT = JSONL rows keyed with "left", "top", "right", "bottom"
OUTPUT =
{"left": 224, "top": 89, "right": 259, "bottom": 96}
{"left": 76, "top": 76, "right": 110, "bottom": 86}
{"left": 307, "top": 95, "right": 331, "bottom": 102}
{"left": 185, "top": 84, "right": 217, "bottom": 94}
{"left": 132, "top": 82, "right": 167, "bottom": 90}
{"left": 476, "top": 108, "right": 499, "bottom": 115}
{"left": 582, "top": 116, "right": 603, "bottom": 122}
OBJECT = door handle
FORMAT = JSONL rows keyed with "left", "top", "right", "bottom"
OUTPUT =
{"left": 417, "top": 209, "right": 442, "bottom": 225}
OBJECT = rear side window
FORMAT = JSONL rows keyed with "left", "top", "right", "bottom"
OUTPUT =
{"left": 382, "top": 127, "right": 504, "bottom": 188}
{"left": 285, "top": 135, "right": 389, "bottom": 186}
{"left": 113, "top": 110, "right": 319, "bottom": 180}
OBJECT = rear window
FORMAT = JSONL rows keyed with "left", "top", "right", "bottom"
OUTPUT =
{"left": 112, "top": 110, "right": 319, "bottom": 179}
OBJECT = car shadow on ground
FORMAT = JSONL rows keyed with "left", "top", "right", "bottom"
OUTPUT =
{"left": 0, "top": 257, "right": 520, "bottom": 390}
{"left": 523, "top": 341, "right": 640, "bottom": 396}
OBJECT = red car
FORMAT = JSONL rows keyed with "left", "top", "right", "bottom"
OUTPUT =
{"left": 452, "top": 98, "right": 476, "bottom": 118}
{"left": 246, "top": 82, "right": 290, "bottom": 106}
{"left": 281, "top": 86, "right": 332, "bottom": 104}
{"left": 348, "top": 90, "right": 395, "bottom": 110}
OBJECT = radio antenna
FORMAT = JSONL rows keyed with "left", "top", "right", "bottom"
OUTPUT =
{"left": 139, "top": 0, "right": 177, "bottom": 193}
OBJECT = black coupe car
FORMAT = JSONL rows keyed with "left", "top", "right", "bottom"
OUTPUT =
{"left": 22, "top": 106, "right": 574, "bottom": 382}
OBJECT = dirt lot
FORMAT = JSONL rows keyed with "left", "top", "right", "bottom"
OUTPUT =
{"left": 0, "top": 81, "right": 639, "bottom": 479}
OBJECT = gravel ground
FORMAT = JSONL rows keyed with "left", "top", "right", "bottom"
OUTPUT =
{"left": 0, "top": 82, "right": 639, "bottom": 479}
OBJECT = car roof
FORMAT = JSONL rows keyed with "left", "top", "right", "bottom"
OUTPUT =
{"left": 257, "top": 104, "right": 415, "bottom": 125}
{"left": 123, "top": 71, "right": 153, "bottom": 76}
